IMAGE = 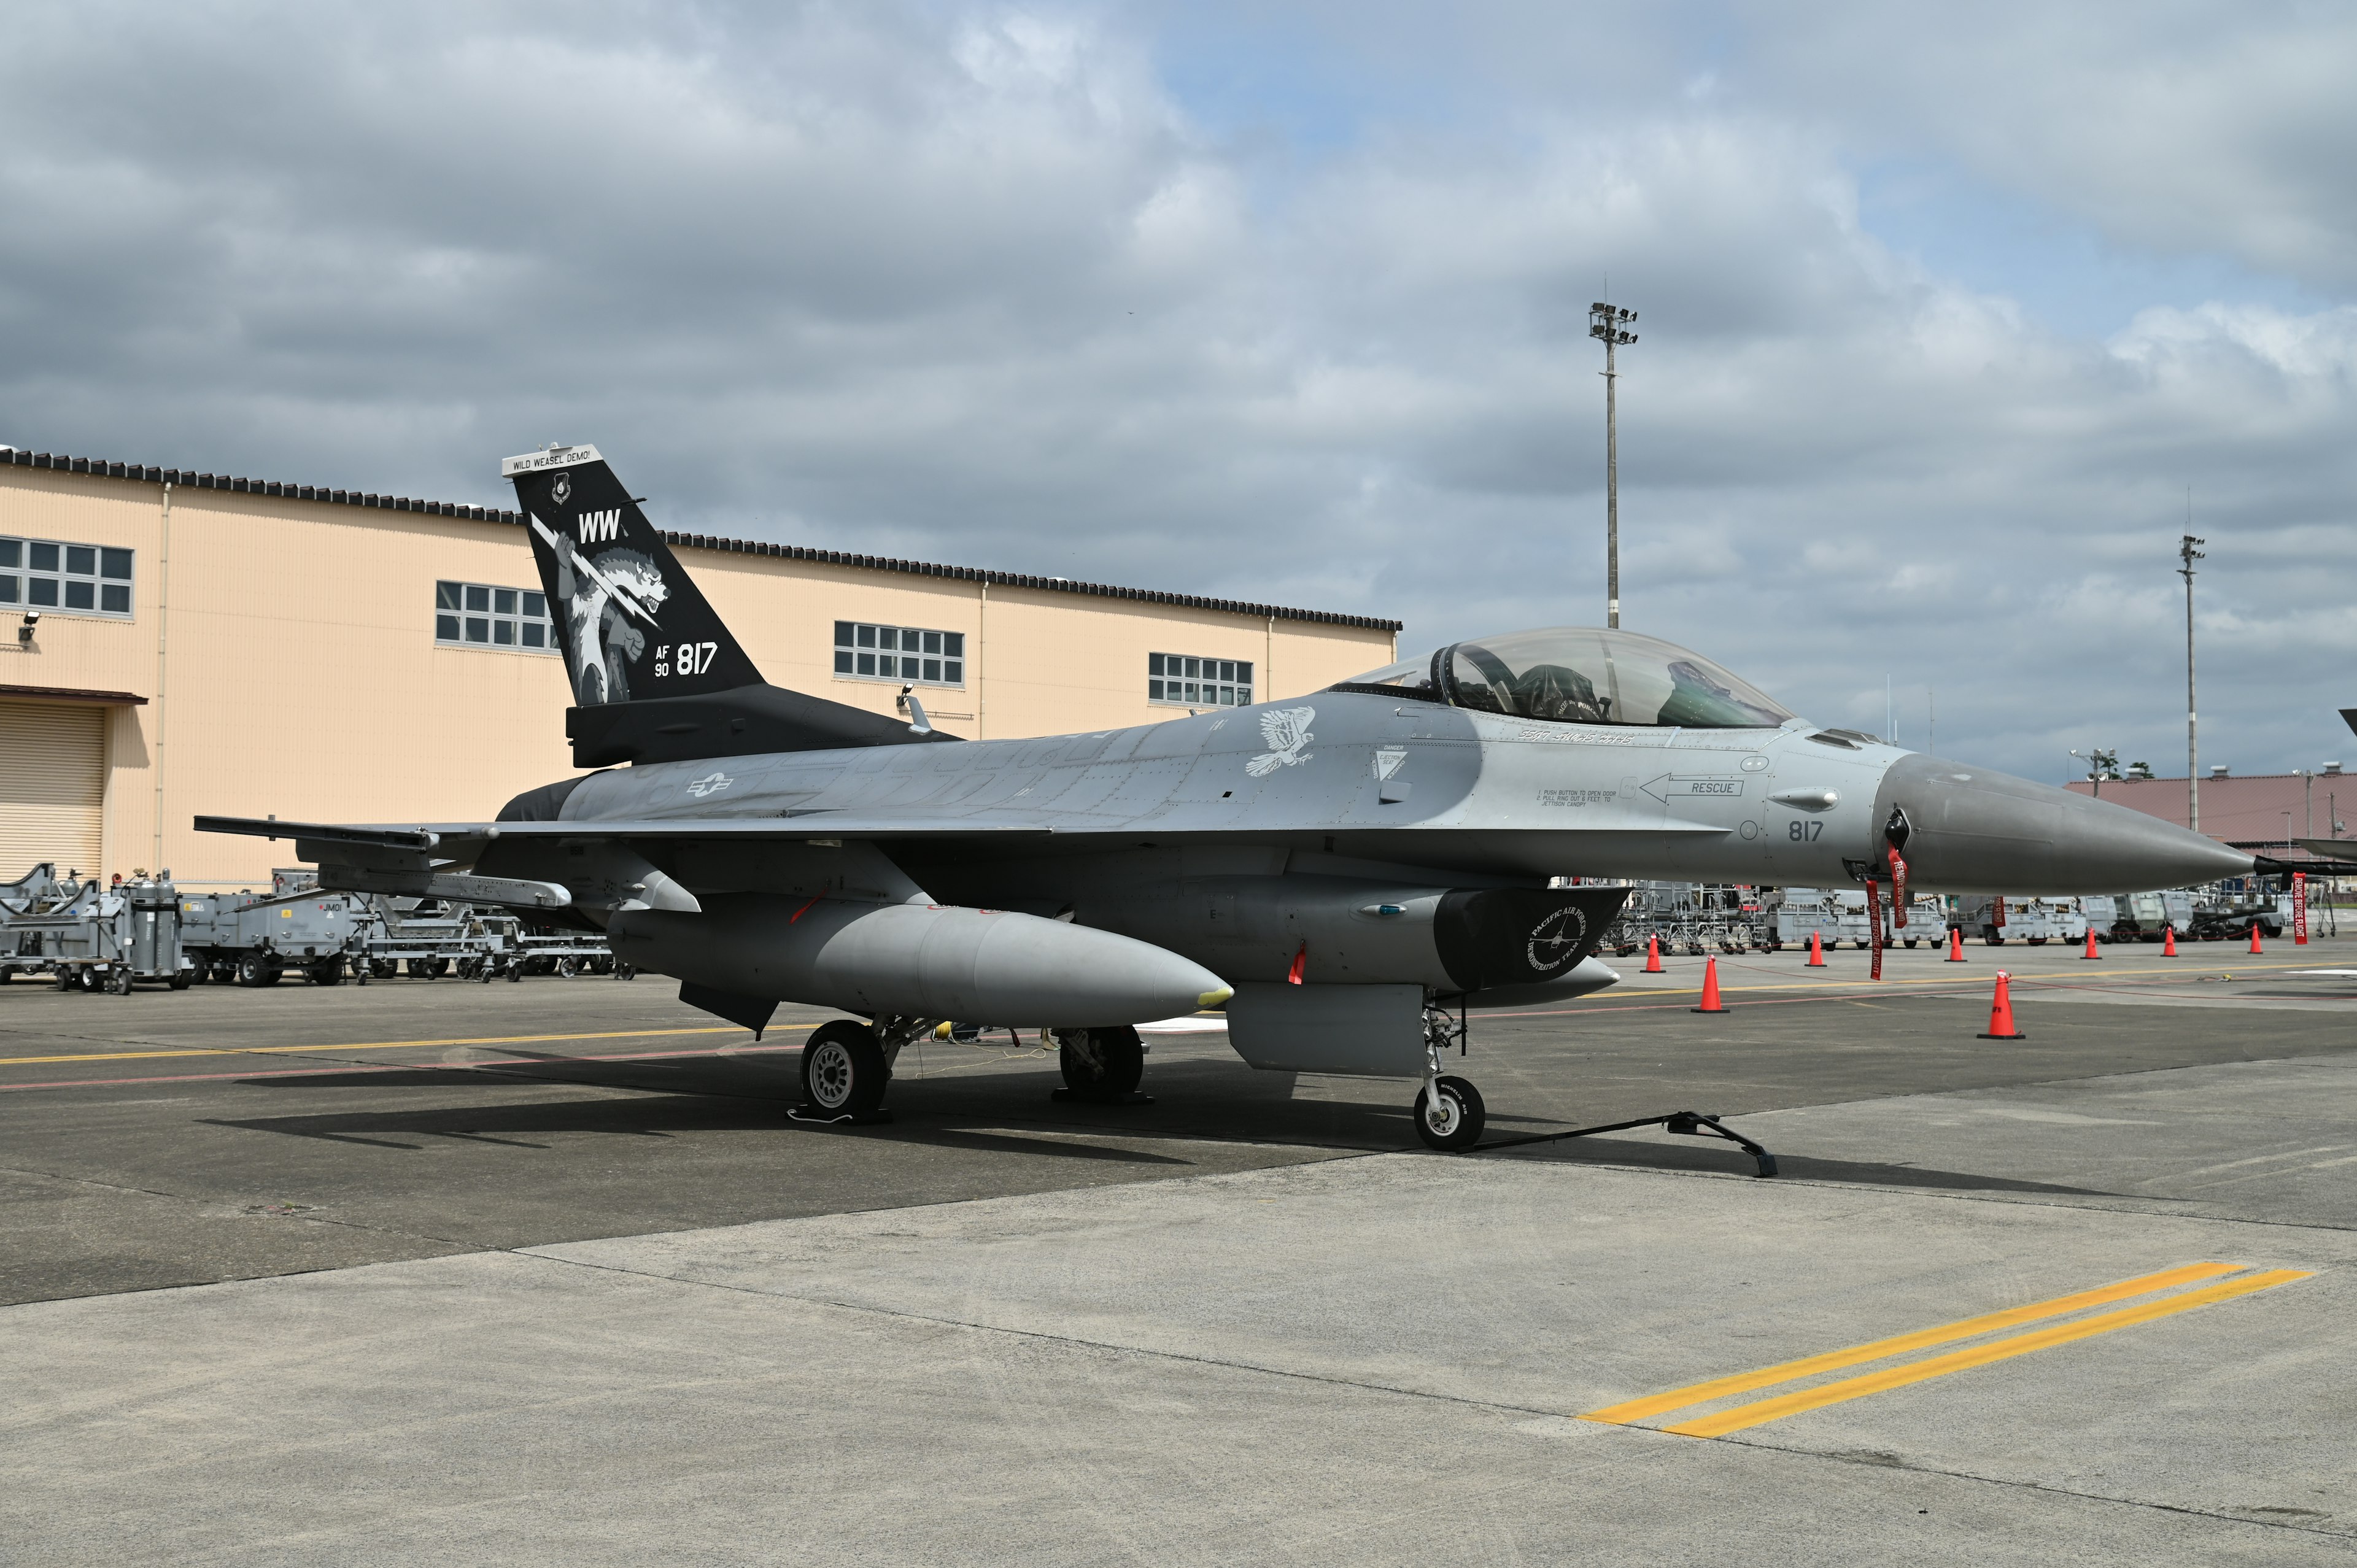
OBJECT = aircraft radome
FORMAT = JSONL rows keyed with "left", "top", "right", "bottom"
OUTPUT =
{"left": 200, "top": 445, "right": 2264, "bottom": 1150}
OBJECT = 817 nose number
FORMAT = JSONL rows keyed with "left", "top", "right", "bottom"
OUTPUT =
{"left": 1787, "top": 820, "right": 1823, "bottom": 841}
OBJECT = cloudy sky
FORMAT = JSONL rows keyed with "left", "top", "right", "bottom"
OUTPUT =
{"left": 4, "top": 1, "right": 2353, "bottom": 790}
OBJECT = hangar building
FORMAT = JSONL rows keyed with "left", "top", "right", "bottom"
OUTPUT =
{"left": 0, "top": 447, "right": 1398, "bottom": 888}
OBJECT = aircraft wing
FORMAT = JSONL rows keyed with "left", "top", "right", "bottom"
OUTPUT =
{"left": 195, "top": 814, "right": 1055, "bottom": 848}
{"left": 194, "top": 813, "right": 1054, "bottom": 913}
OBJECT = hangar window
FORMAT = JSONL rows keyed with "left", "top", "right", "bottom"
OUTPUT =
{"left": 435, "top": 580, "right": 555, "bottom": 652}
{"left": 833, "top": 621, "right": 965, "bottom": 686}
{"left": 1148, "top": 653, "right": 1253, "bottom": 708}
{"left": 0, "top": 535, "right": 133, "bottom": 618}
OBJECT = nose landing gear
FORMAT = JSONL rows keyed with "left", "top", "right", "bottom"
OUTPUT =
{"left": 1413, "top": 997, "right": 1485, "bottom": 1152}
{"left": 1415, "top": 1074, "right": 1485, "bottom": 1151}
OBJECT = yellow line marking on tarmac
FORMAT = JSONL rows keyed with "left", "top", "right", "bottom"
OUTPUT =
{"left": 1579, "top": 1261, "right": 2240, "bottom": 1426}
{"left": 1661, "top": 1268, "right": 2312, "bottom": 1437}
{"left": 0, "top": 1024, "right": 819, "bottom": 1068}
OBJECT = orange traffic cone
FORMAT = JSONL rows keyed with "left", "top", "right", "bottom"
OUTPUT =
{"left": 2081, "top": 925, "right": 2101, "bottom": 960}
{"left": 1691, "top": 956, "right": 1730, "bottom": 1013}
{"left": 2162, "top": 925, "right": 2178, "bottom": 957}
{"left": 2248, "top": 923, "right": 2264, "bottom": 955}
{"left": 1977, "top": 970, "right": 2025, "bottom": 1040}
{"left": 1945, "top": 926, "right": 1966, "bottom": 962}
{"left": 1806, "top": 930, "right": 1826, "bottom": 967}
{"left": 1644, "top": 934, "right": 1663, "bottom": 973}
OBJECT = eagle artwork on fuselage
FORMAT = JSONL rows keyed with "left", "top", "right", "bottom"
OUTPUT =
{"left": 196, "top": 444, "right": 2270, "bottom": 1151}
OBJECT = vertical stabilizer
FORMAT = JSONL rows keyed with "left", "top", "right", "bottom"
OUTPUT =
{"left": 504, "top": 445, "right": 762, "bottom": 707}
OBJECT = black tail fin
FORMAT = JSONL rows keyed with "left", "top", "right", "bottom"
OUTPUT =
{"left": 503, "top": 443, "right": 956, "bottom": 767}
{"left": 505, "top": 445, "right": 762, "bottom": 708}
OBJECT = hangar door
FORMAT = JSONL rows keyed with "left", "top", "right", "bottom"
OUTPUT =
{"left": 0, "top": 700, "right": 106, "bottom": 880}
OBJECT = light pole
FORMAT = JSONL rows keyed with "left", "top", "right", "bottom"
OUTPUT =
{"left": 2180, "top": 533, "right": 2204, "bottom": 830}
{"left": 1590, "top": 301, "right": 1638, "bottom": 630}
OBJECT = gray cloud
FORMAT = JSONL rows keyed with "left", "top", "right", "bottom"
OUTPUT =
{"left": 1, "top": 0, "right": 2351, "bottom": 789}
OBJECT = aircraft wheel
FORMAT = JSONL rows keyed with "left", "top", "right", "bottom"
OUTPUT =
{"left": 1414, "top": 1075, "right": 1485, "bottom": 1153}
{"left": 801, "top": 1021, "right": 888, "bottom": 1117}
{"left": 1058, "top": 1026, "right": 1144, "bottom": 1099}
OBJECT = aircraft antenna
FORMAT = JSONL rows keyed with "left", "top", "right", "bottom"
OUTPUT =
{"left": 1590, "top": 299, "right": 1638, "bottom": 629}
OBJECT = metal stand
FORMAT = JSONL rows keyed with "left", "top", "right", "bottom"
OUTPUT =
{"left": 1554, "top": 1110, "right": 1778, "bottom": 1178}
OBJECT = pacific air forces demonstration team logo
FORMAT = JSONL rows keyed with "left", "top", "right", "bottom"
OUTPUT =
{"left": 1525, "top": 906, "right": 1586, "bottom": 975}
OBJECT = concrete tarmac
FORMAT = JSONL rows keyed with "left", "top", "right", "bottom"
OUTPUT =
{"left": 3, "top": 934, "right": 2354, "bottom": 1562}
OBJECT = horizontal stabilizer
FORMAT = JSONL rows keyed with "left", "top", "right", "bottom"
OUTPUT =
{"left": 314, "top": 863, "right": 573, "bottom": 910}
{"left": 195, "top": 816, "right": 438, "bottom": 849}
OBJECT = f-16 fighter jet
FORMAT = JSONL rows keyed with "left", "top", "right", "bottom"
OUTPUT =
{"left": 200, "top": 446, "right": 2258, "bottom": 1149}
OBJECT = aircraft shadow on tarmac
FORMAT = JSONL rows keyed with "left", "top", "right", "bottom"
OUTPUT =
{"left": 203, "top": 1052, "right": 2121, "bottom": 1197}
{"left": 217, "top": 1051, "right": 1458, "bottom": 1155}
{"left": 198, "top": 1097, "right": 1210, "bottom": 1165}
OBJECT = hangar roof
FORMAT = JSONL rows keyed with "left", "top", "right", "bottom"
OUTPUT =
{"left": 0, "top": 444, "right": 1403, "bottom": 633}
{"left": 2067, "top": 772, "right": 2350, "bottom": 855}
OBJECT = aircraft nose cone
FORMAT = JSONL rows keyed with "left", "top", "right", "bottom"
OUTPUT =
{"left": 1875, "top": 755, "right": 2254, "bottom": 893}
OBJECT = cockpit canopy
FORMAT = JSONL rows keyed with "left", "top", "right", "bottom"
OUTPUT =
{"left": 1334, "top": 627, "right": 1792, "bottom": 729}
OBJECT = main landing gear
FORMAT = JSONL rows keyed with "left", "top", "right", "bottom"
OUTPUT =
{"left": 792, "top": 1018, "right": 899, "bottom": 1124}
{"left": 1051, "top": 1026, "right": 1149, "bottom": 1105}
{"left": 1414, "top": 998, "right": 1485, "bottom": 1153}
{"left": 790, "top": 1016, "right": 1161, "bottom": 1127}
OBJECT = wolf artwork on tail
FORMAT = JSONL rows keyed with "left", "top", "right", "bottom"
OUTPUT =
{"left": 506, "top": 445, "right": 761, "bottom": 709}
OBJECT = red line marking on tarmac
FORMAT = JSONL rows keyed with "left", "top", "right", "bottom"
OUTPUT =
{"left": 0, "top": 1041, "right": 804, "bottom": 1094}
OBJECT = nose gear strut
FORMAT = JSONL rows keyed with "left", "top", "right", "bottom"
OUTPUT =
{"left": 1414, "top": 996, "right": 1484, "bottom": 1152}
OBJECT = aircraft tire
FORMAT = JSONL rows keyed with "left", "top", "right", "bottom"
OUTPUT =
{"left": 802, "top": 1021, "right": 888, "bottom": 1118}
{"left": 1058, "top": 1026, "right": 1144, "bottom": 1099}
{"left": 1414, "top": 1075, "right": 1485, "bottom": 1153}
